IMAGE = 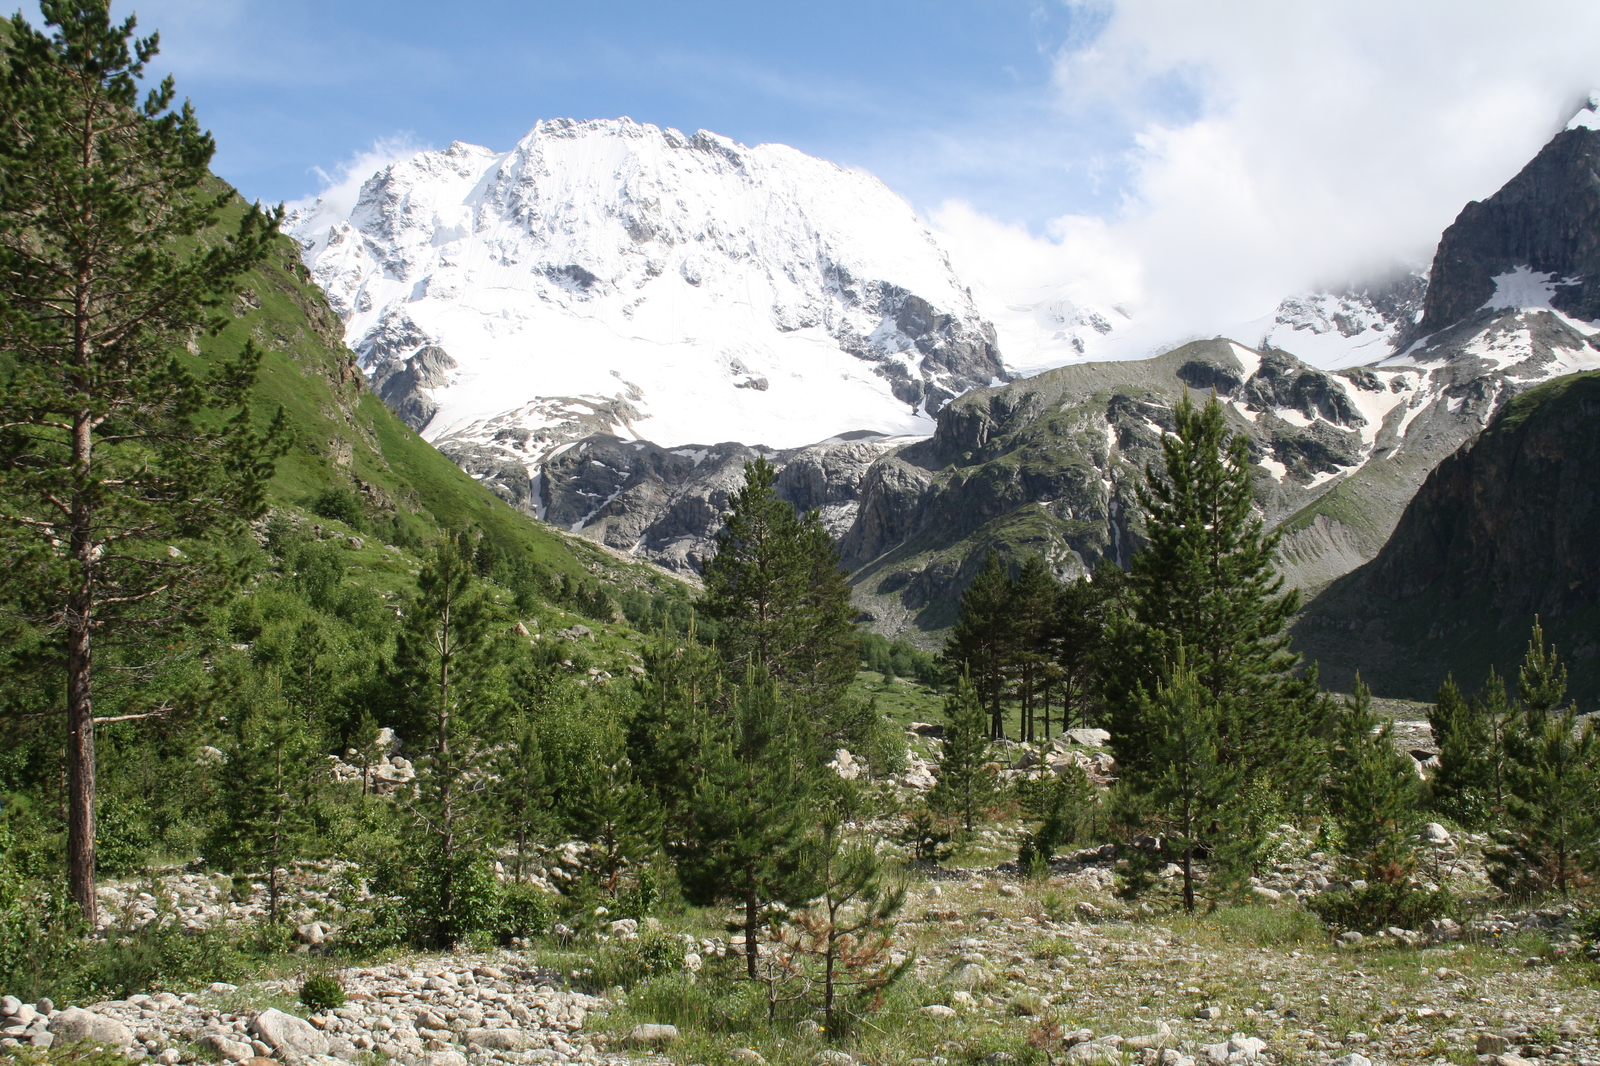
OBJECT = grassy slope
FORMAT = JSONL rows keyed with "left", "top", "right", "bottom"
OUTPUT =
{"left": 200, "top": 186, "right": 687, "bottom": 602}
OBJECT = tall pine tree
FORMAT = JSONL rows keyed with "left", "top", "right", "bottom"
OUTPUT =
{"left": 941, "top": 551, "right": 1015, "bottom": 739}
{"left": 1102, "top": 394, "right": 1323, "bottom": 791}
{"left": 928, "top": 672, "right": 997, "bottom": 833}
{"left": 0, "top": 1, "right": 282, "bottom": 920}
{"left": 394, "top": 532, "right": 509, "bottom": 945}
{"left": 700, "top": 458, "right": 857, "bottom": 728}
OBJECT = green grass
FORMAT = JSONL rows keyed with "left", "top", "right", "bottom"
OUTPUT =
{"left": 180, "top": 188, "right": 692, "bottom": 617}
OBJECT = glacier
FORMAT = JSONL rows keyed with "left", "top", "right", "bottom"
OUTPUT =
{"left": 284, "top": 118, "right": 1005, "bottom": 472}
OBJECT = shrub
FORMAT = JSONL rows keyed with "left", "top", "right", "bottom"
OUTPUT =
{"left": 307, "top": 487, "right": 367, "bottom": 532}
{"left": 1306, "top": 883, "right": 1456, "bottom": 935}
{"left": 498, "top": 883, "right": 554, "bottom": 941}
{"left": 583, "top": 931, "right": 685, "bottom": 990}
{"left": 334, "top": 895, "right": 408, "bottom": 957}
{"left": 299, "top": 973, "right": 346, "bottom": 1011}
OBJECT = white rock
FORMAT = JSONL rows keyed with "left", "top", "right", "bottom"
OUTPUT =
{"left": 920, "top": 1005, "right": 958, "bottom": 1019}
{"left": 627, "top": 1024, "right": 678, "bottom": 1046}
{"left": 249, "top": 1008, "right": 331, "bottom": 1057}
{"left": 48, "top": 1008, "right": 133, "bottom": 1047}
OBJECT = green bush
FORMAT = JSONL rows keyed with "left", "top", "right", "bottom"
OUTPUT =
{"left": 307, "top": 487, "right": 367, "bottom": 532}
{"left": 335, "top": 895, "right": 408, "bottom": 956}
{"left": 1306, "top": 883, "right": 1456, "bottom": 935}
{"left": 299, "top": 973, "right": 346, "bottom": 1010}
{"left": 583, "top": 932, "right": 686, "bottom": 991}
{"left": 498, "top": 882, "right": 554, "bottom": 941}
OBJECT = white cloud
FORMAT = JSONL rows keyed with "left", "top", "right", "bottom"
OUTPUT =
{"left": 935, "top": 0, "right": 1600, "bottom": 369}
{"left": 286, "top": 135, "right": 433, "bottom": 228}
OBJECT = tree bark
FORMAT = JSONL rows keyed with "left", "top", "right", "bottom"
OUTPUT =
{"left": 66, "top": 607, "right": 97, "bottom": 926}
{"left": 66, "top": 407, "right": 98, "bottom": 925}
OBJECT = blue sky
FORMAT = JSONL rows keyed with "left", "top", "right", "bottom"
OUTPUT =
{"left": 100, "top": 0, "right": 1148, "bottom": 228}
{"left": 40, "top": 1, "right": 1600, "bottom": 337}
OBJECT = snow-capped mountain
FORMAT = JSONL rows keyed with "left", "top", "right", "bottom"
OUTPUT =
{"left": 285, "top": 118, "right": 1005, "bottom": 484}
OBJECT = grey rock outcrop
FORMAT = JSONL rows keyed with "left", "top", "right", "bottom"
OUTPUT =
{"left": 1420, "top": 125, "right": 1600, "bottom": 334}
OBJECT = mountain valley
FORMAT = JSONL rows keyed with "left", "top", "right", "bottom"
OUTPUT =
{"left": 288, "top": 104, "right": 1600, "bottom": 675}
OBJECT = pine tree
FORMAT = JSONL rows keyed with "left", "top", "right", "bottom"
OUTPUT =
{"left": 1330, "top": 680, "right": 1422, "bottom": 883}
{"left": 777, "top": 816, "right": 909, "bottom": 1040}
{"left": 206, "top": 673, "right": 320, "bottom": 922}
{"left": 569, "top": 737, "right": 662, "bottom": 901}
{"left": 1491, "top": 623, "right": 1597, "bottom": 898}
{"left": 1122, "top": 652, "right": 1239, "bottom": 913}
{"left": 394, "top": 532, "right": 509, "bottom": 945}
{"left": 673, "top": 669, "right": 821, "bottom": 979}
{"left": 0, "top": 1, "right": 283, "bottom": 921}
{"left": 700, "top": 458, "right": 857, "bottom": 725}
{"left": 497, "top": 718, "right": 554, "bottom": 884}
{"left": 928, "top": 672, "right": 997, "bottom": 833}
{"left": 1102, "top": 394, "right": 1322, "bottom": 791}
{"left": 1427, "top": 676, "right": 1494, "bottom": 827}
{"left": 1045, "top": 564, "right": 1120, "bottom": 734}
{"left": 1006, "top": 556, "right": 1058, "bottom": 743}
{"left": 941, "top": 551, "right": 1015, "bottom": 738}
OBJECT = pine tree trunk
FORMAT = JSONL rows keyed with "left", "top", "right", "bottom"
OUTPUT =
{"left": 744, "top": 890, "right": 760, "bottom": 980}
{"left": 66, "top": 602, "right": 97, "bottom": 925}
{"left": 66, "top": 408, "right": 98, "bottom": 925}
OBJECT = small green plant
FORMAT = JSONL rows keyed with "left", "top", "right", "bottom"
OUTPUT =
{"left": 897, "top": 808, "right": 955, "bottom": 864}
{"left": 1306, "top": 883, "right": 1456, "bottom": 936}
{"left": 299, "top": 973, "right": 346, "bottom": 1011}
{"left": 1039, "top": 889, "right": 1071, "bottom": 923}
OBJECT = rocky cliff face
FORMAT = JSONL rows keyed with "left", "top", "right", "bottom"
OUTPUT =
{"left": 534, "top": 435, "right": 902, "bottom": 572}
{"left": 1294, "top": 372, "right": 1600, "bottom": 703}
{"left": 1419, "top": 119, "right": 1600, "bottom": 335}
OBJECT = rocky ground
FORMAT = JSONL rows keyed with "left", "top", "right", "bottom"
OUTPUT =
{"left": 5, "top": 728, "right": 1594, "bottom": 1066}
{"left": 5, "top": 823, "right": 1596, "bottom": 1066}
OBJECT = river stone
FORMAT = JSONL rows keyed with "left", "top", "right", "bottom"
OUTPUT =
{"left": 48, "top": 1007, "right": 133, "bottom": 1047}
{"left": 248, "top": 1008, "right": 330, "bottom": 1057}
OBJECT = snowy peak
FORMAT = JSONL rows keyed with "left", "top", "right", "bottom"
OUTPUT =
{"left": 285, "top": 118, "right": 1005, "bottom": 480}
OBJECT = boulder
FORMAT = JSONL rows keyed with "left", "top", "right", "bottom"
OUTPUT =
{"left": 199, "top": 1033, "right": 254, "bottom": 1062}
{"left": 1476, "top": 1034, "right": 1512, "bottom": 1055}
{"left": 1124, "top": 1025, "right": 1174, "bottom": 1050}
{"left": 248, "top": 1008, "right": 331, "bottom": 1057}
{"left": 1421, "top": 822, "right": 1452, "bottom": 844}
{"left": 1331, "top": 1056, "right": 1371, "bottom": 1066}
{"left": 48, "top": 1007, "right": 133, "bottom": 1047}
{"left": 920, "top": 1005, "right": 958, "bottom": 1019}
{"left": 628, "top": 1024, "right": 679, "bottom": 1046}
{"left": 466, "top": 1028, "right": 530, "bottom": 1051}
{"left": 1201, "top": 1036, "right": 1267, "bottom": 1064}
{"left": 424, "top": 1052, "right": 469, "bottom": 1066}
